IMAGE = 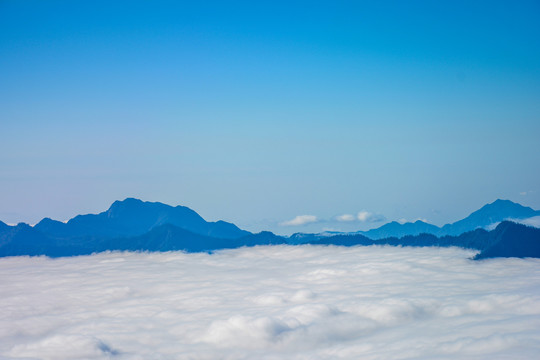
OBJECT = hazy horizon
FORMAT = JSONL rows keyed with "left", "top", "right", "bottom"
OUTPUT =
{"left": 2, "top": 196, "right": 540, "bottom": 237}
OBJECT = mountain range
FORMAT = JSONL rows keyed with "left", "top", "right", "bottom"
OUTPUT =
{"left": 0, "top": 198, "right": 539, "bottom": 259}
{"left": 291, "top": 199, "right": 540, "bottom": 241}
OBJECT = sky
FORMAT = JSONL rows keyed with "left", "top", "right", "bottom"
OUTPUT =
{"left": 2, "top": 246, "right": 540, "bottom": 359}
{"left": 1, "top": 1, "right": 540, "bottom": 234}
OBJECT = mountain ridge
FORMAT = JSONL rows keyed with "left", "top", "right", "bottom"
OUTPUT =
{"left": 0, "top": 198, "right": 539, "bottom": 259}
{"left": 34, "top": 197, "right": 250, "bottom": 240}
{"left": 296, "top": 199, "right": 540, "bottom": 240}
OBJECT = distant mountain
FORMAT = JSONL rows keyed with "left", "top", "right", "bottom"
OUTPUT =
{"left": 0, "top": 220, "right": 9, "bottom": 232}
{"left": 439, "top": 199, "right": 540, "bottom": 236}
{"left": 297, "top": 199, "right": 540, "bottom": 240}
{"left": 0, "top": 223, "right": 67, "bottom": 257}
{"left": 473, "top": 221, "right": 540, "bottom": 259}
{"left": 0, "top": 218, "right": 296, "bottom": 256}
{"left": 307, "top": 221, "right": 540, "bottom": 259}
{"left": 34, "top": 198, "right": 250, "bottom": 240}
{"left": 105, "top": 226, "right": 286, "bottom": 253}
{"left": 1, "top": 198, "right": 539, "bottom": 259}
{"left": 239, "top": 231, "right": 288, "bottom": 247}
{"left": 288, "top": 231, "right": 344, "bottom": 245}
{"left": 99, "top": 224, "right": 241, "bottom": 253}
{"left": 0, "top": 221, "right": 287, "bottom": 257}
{"left": 361, "top": 220, "right": 441, "bottom": 240}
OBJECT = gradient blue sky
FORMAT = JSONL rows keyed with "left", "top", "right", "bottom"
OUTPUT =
{"left": 1, "top": 1, "right": 539, "bottom": 234}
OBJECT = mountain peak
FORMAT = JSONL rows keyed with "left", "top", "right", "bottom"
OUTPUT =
{"left": 31, "top": 198, "right": 251, "bottom": 240}
{"left": 489, "top": 199, "right": 519, "bottom": 207}
{"left": 474, "top": 199, "right": 535, "bottom": 216}
{"left": 108, "top": 197, "right": 145, "bottom": 210}
{"left": 440, "top": 199, "right": 539, "bottom": 236}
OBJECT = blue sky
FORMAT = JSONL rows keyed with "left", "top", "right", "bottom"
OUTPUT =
{"left": 1, "top": 1, "right": 539, "bottom": 234}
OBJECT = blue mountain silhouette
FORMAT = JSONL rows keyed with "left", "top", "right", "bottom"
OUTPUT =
{"left": 439, "top": 199, "right": 539, "bottom": 236}
{"left": 309, "top": 221, "right": 540, "bottom": 260}
{"left": 303, "top": 199, "right": 539, "bottom": 240}
{"left": 34, "top": 198, "right": 250, "bottom": 239}
{"left": 361, "top": 220, "right": 441, "bottom": 239}
{"left": 0, "top": 198, "right": 539, "bottom": 258}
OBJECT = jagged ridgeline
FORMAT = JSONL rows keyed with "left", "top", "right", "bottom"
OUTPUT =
{"left": 0, "top": 198, "right": 539, "bottom": 259}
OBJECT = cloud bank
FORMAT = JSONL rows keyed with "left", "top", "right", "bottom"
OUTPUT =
{"left": 1, "top": 246, "right": 540, "bottom": 359}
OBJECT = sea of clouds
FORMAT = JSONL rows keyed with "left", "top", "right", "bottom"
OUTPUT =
{"left": 1, "top": 245, "right": 540, "bottom": 359}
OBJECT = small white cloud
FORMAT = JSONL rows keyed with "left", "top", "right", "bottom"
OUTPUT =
{"left": 357, "top": 211, "right": 371, "bottom": 222}
{"left": 520, "top": 192, "right": 527, "bottom": 196}
{"left": 336, "top": 214, "right": 355, "bottom": 222}
{"left": 280, "top": 215, "right": 318, "bottom": 226}
{"left": 397, "top": 218, "right": 408, "bottom": 225}
{"left": 357, "top": 211, "right": 386, "bottom": 223}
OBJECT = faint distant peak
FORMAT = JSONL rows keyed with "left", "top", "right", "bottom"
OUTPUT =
{"left": 108, "top": 197, "right": 145, "bottom": 209}
{"left": 475, "top": 199, "right": 535, "bottom": 213}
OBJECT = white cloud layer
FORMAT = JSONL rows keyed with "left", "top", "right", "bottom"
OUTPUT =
{"left": 336, "top": 214, "right": 355, "bottom": 222}
{"left": 280, "top": 215, "right": 318, "bottom": 226}
{"left": 1, "top": 246, "right": 540, "bottom": 359}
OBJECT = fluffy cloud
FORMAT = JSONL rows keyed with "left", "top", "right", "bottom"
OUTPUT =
{"left": 335, "top": 214, "right": 355, "bottom": 222}
{"left": 357, "top": 211, "right": 386, "bottom": 223}
{"left": 336, "top": 211, "right": 386, "bottom": 223}
{"left": 280, "top": 215, "right": 318, "bottom": 226}
{"left": 1, "top": 246, "right": 540, "bottom": 359}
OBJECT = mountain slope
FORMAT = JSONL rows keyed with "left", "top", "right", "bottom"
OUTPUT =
{"left": 474, "top": 221, "right": 540, "bottom": 259}
{"left": 101, "top": 224, "right": 238, "bottom": 253}
{"left": 0, "top": 223, "right": 66, "bottom": 257}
